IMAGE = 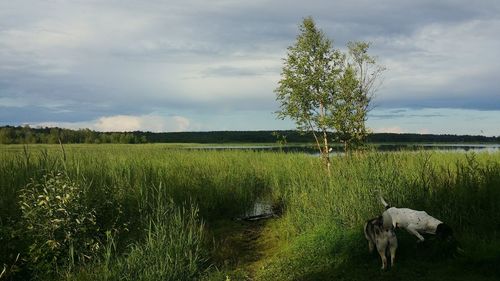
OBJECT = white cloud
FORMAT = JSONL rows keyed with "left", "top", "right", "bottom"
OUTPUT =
{"left": 32, "top": 114, "right": 191, "bottom": 132}
{"left": 94, "top": 115, "right": 142, "bottom": 132}
{"left": 372, "top": 126, "right": 404, "bottom": 134}
{"left": 168, "top": 116, "right": 191, "bottom": 132}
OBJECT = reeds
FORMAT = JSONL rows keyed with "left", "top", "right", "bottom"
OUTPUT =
{"left": 1, "top": 144, "right": 499, "bottom": 280}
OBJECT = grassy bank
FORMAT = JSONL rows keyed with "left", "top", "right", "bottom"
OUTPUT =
{"left": 1, "top": 144, "right": 499, "bottom": 280}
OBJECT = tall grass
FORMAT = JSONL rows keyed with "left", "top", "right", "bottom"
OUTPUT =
{"left": 1, "top": 145, "right": 281, "bottom": 220}
{"left": 0, "top": 144, "right": 303, "bottom": 280}
{"left": 257, "top": 150, "right": 500, "bottom": 280}
{"left": 1, "top": 144, "right": 500, "bottom": 280}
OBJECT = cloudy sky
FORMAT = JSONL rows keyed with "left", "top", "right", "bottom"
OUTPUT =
{"left": 1, "top": 0, "right": 499, "bottom": 135}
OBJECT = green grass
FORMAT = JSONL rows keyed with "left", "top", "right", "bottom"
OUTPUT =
{"left": 1, "top": 144, "right": 499, "bottom": 280}
{"left": 256, "top": 151, "right": 500, "bottom": 280}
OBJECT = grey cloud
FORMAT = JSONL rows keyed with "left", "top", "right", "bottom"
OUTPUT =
{"left": 0, "top": 105, "right": 99, "bottom": 124}
{"left": 369, "top": 108, "right": 445, "bottom": 119}
{"left": 1, "top": 0, "right": 500, "bottom": 128}
{"left": 378, "top": 93, "right": 500, "bottom": 111}
{"left": 200, "top": 65, "right": 279, "bottom": 78}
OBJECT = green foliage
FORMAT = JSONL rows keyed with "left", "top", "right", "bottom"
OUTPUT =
{"left": 276, "top": 17, "right": 343, "bottom": 159}
{"left": 2, "top": 126, "right": 499, "bottom": 144}
{"left": 19, "top": 172, "right": 100, "bottom": 277}
{"left": 334, "top": 65, "right": 367, "bottom": 151}
{"left": 271, "top": 131, "right": 288, "bottom": 151}
{"left": 0, "top": 126, "right": 147, "bottom": 144}
{"left": 1, "top": 146, "right": 287, "bottom": 280}
{"left": 275, "top": 17, "right": 341, "bottom": 132}
{"left": 257, "top": 151, "right": 500, "bottom": 280}
{"left": 336, "top": 41, "right": 384, "bottom": 150}
{"left": 275, "top": 17, "right": 383, "bottom": 158}
{"left": 1, "top": 145, "right": 500, "bottom": 280}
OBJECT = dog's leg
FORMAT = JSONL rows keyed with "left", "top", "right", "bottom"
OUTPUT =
{"left": 376, "top": 240, "right": 388, "bottom": 270}
{"left": 390, "top": 244, "right": 397, "bottom": 267}
{"left": 406, "top": 225, "right": 425, "bottom": 242}
{"left": 368, "top": 241, "right": 374, "bottom": 253}
{"left": 377, "top": 248, "right": 387, "bottom": 269}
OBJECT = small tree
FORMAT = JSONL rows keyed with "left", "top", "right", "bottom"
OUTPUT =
{"left": 276, "top": 17, "right": 383, "bottom": 163}
{"left": 333, "top": 65, "right": 366, "bottom": 152}
{"left": 275, "top": 17, "right": 343, "bottom": 166}
{"left": 335, "top": 41, "right": 384, "bottom": 151}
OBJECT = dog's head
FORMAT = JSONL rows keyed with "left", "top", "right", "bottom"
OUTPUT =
{"left": 436, "top": 223, "right": 461, "bottom": 250}
{"left": 436, "top": 223, "right": 453, "bottom": 241}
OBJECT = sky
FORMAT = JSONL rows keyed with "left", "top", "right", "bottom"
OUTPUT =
{"left": 1, "top": 0, "right": 499, "bottom": 136}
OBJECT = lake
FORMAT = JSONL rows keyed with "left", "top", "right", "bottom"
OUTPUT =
{"left": 188, "top": 143, "right": 500, "bottom": 154}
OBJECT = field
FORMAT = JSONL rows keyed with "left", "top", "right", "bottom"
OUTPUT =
{"left": 1, "top": 144, "right": 500, "bottom": 280}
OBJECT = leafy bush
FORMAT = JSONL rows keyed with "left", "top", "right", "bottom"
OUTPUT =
{"left": 19, "top": 172, "right": 100, "bottom": 277}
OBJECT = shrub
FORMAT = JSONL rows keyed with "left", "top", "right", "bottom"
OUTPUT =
{"left": 19, "top": 172, "right": 100, "bottom": 277}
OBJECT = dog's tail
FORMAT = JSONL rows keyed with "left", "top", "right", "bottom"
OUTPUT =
{"left": 380, "top": 196, "right": 391, "bottom": 210}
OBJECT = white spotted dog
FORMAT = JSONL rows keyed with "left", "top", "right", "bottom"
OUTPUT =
{"left": 380, "top": 197, "right": 455, "bottom": 243}
{"left": 364, "top": 216, "right": 398, "bottom": 269}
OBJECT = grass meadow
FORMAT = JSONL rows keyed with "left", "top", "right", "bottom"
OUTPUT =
{"left": 1, "top": 144, "right": 500, "bottom": 280}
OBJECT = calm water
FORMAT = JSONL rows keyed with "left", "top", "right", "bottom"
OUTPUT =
{"left": 189, "top": 143, "right": 500, "bottom": 154}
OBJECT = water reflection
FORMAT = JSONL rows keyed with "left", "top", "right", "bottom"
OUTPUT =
{"left": 243, "top": 201, "right": 274, "bottom": 218}
{"left": 189, "top": 143, "right": 500, "bottom": 154}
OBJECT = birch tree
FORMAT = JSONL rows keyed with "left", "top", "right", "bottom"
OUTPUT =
{"left": 276, "top": 17, "right": 384, "bottom": 164}
{"left": 275, "top": 17, "right": 343, "bottom": 166}
{"left": 335, "top": 41, "right": 384, "bottom": 151}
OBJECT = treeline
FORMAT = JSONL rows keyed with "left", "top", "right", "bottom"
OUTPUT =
{"left": 0, "top": 126, "right": 499, "bottom": 144}
{"left": 0, "top": 126, "right": 147, "bottom": 144}
{"left": 367, "top": 133, "right": 499, "bottom": 143}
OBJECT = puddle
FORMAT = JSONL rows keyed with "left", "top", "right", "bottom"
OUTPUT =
{"left": 237, "top": 200, "right": 279, "bottom": 221}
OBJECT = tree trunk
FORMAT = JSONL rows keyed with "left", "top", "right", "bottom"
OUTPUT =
{"left": 322, "top": 130, "right": 330, "bottom": 170}
{"left": 307, "top": 120, "right": 322, "bottom": 156}
{"left": 319, "top": 101, "right": 330, "bottom": 171}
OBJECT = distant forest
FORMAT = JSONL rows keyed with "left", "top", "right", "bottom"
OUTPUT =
{"left": 0, "top": 126, "right": 498, "bottom": 144}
